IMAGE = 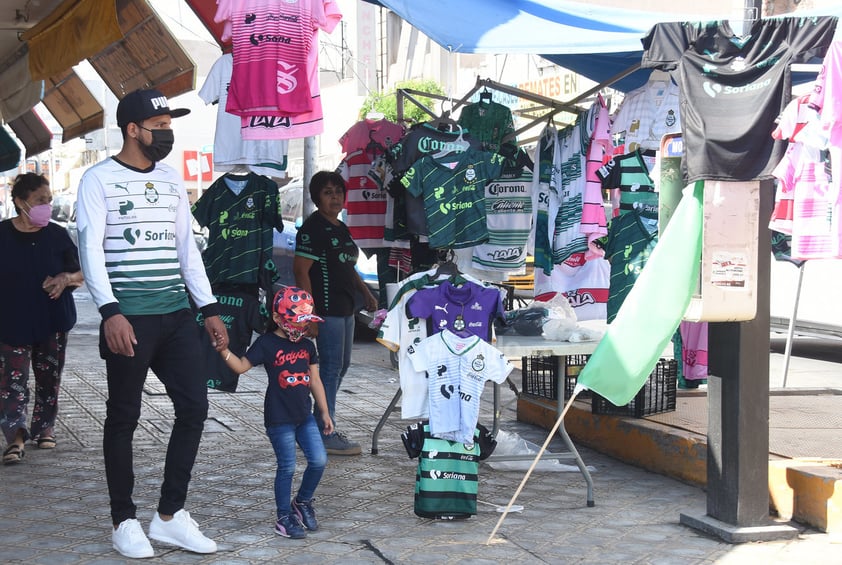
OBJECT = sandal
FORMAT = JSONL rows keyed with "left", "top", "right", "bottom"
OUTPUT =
{"left": 36, "top": 436, "right": 56, "bottom": 449}
{"left": 2, "top": 444, "right": 24, "bottom": 465}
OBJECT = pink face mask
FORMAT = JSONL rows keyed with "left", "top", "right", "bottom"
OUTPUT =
{"left": 24, "top": 203, "right": 52, "bottom": 227}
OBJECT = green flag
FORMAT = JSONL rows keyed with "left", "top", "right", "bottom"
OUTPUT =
{"left": 575, "top": 181, "right": 704, "bottom": 406}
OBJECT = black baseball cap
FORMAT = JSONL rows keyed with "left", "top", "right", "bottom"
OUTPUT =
{"left": 116, "top": 88, "right": 190, "bottom": 127}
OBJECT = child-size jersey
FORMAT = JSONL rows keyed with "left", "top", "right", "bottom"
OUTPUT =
{"left": 406, "top": 329, "right": 512, "bottom": 444}
{"left": 246, "top": 332, "right": 318, "bottom": 426}
{"left": 406, "top": 280, "right": 503, "bottom": 341}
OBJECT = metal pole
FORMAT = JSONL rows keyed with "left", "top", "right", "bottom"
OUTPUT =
{"left": 781, "top": 263, "right": 806, "bottom": 388}
{"left": 302, "top": 136, "right": 318, "bottom": 217}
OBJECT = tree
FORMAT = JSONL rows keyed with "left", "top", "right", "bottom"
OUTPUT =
{"left": 358, "top": 79, "right": 446, "bottom": 124}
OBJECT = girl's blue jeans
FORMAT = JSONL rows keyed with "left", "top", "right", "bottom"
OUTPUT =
{"left": 266, "top": 414, "right": 328, "bottom": 518}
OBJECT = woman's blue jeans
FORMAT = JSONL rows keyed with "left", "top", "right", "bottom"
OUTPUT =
{"left": 314, "top": 315, "right": 354, "bottom": 431}
{"left": 266, "top": 415, "right": 328, "bottom": 518}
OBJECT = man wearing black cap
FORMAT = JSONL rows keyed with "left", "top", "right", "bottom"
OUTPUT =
{"left": 76, "top": 88, "right": 228, "bottom": 559}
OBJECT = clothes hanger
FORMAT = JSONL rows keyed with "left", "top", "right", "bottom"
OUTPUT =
{"left": 431, "top": 124, "right": 470, "bottom": 160}
{"left": 225, "top": 164, "right": 250, "bottom": 179}
{"left": 365, "top": 129, "right": 385, "bottom": 156}
{"left": 479, "top": 87, "right": 492, "bottom": 103}
{"left": 433, "top": 249, "right": 460, "bottom": 279}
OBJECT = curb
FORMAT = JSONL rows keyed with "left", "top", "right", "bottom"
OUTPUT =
{"left": 517, "top": 395, "right": 842, "bottom": 533}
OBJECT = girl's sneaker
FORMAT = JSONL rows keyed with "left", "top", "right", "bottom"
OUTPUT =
{"left": 275, "top": 514, "right": 306, "bottom": 539}
{"left": 292, "top": 497, "right": 319, "bottom": 531}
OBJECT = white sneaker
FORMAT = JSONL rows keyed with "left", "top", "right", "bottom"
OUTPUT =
{"left": 112, "top": 518, "right": 154, "bottom": 559}
{"left": 148, "top": 509, "right": 217, "bottom": 554}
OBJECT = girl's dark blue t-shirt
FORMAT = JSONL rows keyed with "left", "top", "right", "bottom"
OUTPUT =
{"left": 245, "top": 332, "right": 319, "bottom": 427}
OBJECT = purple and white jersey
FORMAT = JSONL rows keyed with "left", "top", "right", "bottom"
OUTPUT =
{"left": 407, "top": 329, "right": 512, "bottom": 443}
{"left": 406, "top": 280, "right": 503, "bottom": 340}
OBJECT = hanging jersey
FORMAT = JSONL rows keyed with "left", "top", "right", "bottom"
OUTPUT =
{"left": 406, "top": 329, "right": 512, "bottom": 443}
{"left": 531, "top": 127, "right": 559, "bottom": 275}
{"left": 198, "top": 53, "right": 289, "bottom": 177}
{"left": 388, "top": 124, "right": 482, "bottom": 239}
{"left": 552, "top": 105, "right": 597, "bottom": 265}
{"left": 457, "top": 100, "right": 516, "bottom": 154}
{"left": 604, "top": 209, "right": 659, "bottom": 323}
{"left": 533, "top": 258, "right": 610, "bottom": 322}
{"left": 402, "top": 149, "right": 506, "bottom": 249}
{"left": 231, "top": 0, "right": 343, "bottom": 140}
{"left": 407, "top": 280, "right": 503, "bottom": 341}
{"left": 610, "top": 79, "right": 682, "bottom": 154}
{"left": 339, "top": 118, "right": 404, "bottom": 154}
{"left": 472, "top": 165, "right": 533, "bottom": 273}
{"left": 377, "top": 288, "right": 430, "bottom": 419}
{"left": 599, "top": 150, "right": 659, "bottom": 221}
{"left": 218, "top": 0, "right": 320, "bottom": 116}
{"left": 191, "top": 173, "right": 283, "bottom": 287}
{"left": 337, "top": 149, "right": 387, "bottom": 248}
{"left": 641, "top": 17, "right": 838, "bottom": 182}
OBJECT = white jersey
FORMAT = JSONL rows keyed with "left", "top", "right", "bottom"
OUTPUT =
{"left": 198, "top": 53, "right": 289, "bottom": 177}
{"left": 610, "top": 79, "right": 681, "bottom": 154}
{"left": 407, "top": 329, "right": 512, "bottom": 444}
{"left": 376, "top": 288, "right": 429, "bottom": 419}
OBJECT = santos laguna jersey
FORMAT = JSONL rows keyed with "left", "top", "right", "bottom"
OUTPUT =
{"left": 407, "top": 329, "right": 512, "bottom": 444}
{"left": 641, "top": 17, "right": 837, "bottom": 182}
{"left": 402, "top": 148, "right": 506, "bottom": 249}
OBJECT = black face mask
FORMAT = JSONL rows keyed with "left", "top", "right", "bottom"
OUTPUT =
{"left": 138, "top": 126, "right": 174, "bottom": 162}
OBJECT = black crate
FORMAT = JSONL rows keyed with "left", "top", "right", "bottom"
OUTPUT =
{"left": 591, "top": 359, "right": 678, "bottom": 417}
{"left": 521, "top": 355, "right": 591, "bottom": 401}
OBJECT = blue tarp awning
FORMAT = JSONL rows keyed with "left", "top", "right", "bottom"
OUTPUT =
{"left": 364, "top": 0, "right": 842, "bottom": 92}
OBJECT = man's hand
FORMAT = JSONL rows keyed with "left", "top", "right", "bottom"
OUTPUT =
{"left": 104, "top": 314, "right": 137, "bottom": 357}
{"left": 204, "top": 315, "right": 229, "bottom": 352}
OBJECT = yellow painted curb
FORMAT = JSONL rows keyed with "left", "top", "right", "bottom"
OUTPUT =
{"left": 517, "top": 395, "right": 842, "bottom": 532}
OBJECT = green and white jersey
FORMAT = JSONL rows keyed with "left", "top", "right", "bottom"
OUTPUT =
{"left": 191, "top": 173, "right": 283, "bottom": 287}
{"left": 401, "top": 148, "right": 505, "bottom": 249}
{"left": 414, "top": 423, "right": 481, "bottom": 519}
{"left": 76, "top": 158, "right": 216, "bottom": 315}
{"left": 472, "top": 165, "right": 533, "bottom": 273}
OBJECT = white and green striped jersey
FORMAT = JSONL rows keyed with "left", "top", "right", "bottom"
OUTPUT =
{"left": 77, "top": 158, "right": 216, "bottom": 316}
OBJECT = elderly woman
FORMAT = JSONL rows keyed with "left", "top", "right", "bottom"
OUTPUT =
{"left": 0, "top": 173, "right": 83, "bottom": 464}
{"left": 293, "top": 171, "right": 377, "bottom": 456}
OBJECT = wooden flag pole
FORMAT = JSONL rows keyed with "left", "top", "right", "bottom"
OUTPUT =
{"left": 486, "top": 391, "right": 579, "bottom": 544}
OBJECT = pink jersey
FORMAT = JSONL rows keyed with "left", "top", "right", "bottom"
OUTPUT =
{"left": 216, "top": 0, "right": 341, "bottom": 121}
{"left": 339, "top": 118, "right": 405, "bottom": 154}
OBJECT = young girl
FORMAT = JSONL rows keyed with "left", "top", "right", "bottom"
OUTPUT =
{"left": 220, "top": 287, "right": 333, "bottom": 539}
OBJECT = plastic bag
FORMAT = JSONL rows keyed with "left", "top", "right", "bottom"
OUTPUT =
{"left": 535, "top": 292, "right": 578, "bottom": 341}
{"left": 485, "top": 430, "right": 597, "bottom": 472}
{"left": 496, "top": 306, "right": 549, "bottom": 336}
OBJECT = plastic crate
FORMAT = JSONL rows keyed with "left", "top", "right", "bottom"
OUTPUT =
{"left": 591, "top": 359, "right": 678, "bottom": 417}
{"left": 521, "top": 355, "right": 591, "bottom": 401}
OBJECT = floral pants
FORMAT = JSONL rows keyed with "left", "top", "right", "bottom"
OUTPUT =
{"left": 0, "top": 332, "right": 67, "bottom": 445}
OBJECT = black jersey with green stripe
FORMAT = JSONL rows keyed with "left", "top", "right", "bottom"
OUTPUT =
{"left": 191, "top": 173, "right": 283, "bottom": 287}
{"left": 401, "top": 149, "right": 505, "bottom": 249}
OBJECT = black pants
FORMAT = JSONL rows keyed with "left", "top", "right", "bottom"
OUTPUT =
{"left": 100, "top": 309, "right": 209, "bottom": 525}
